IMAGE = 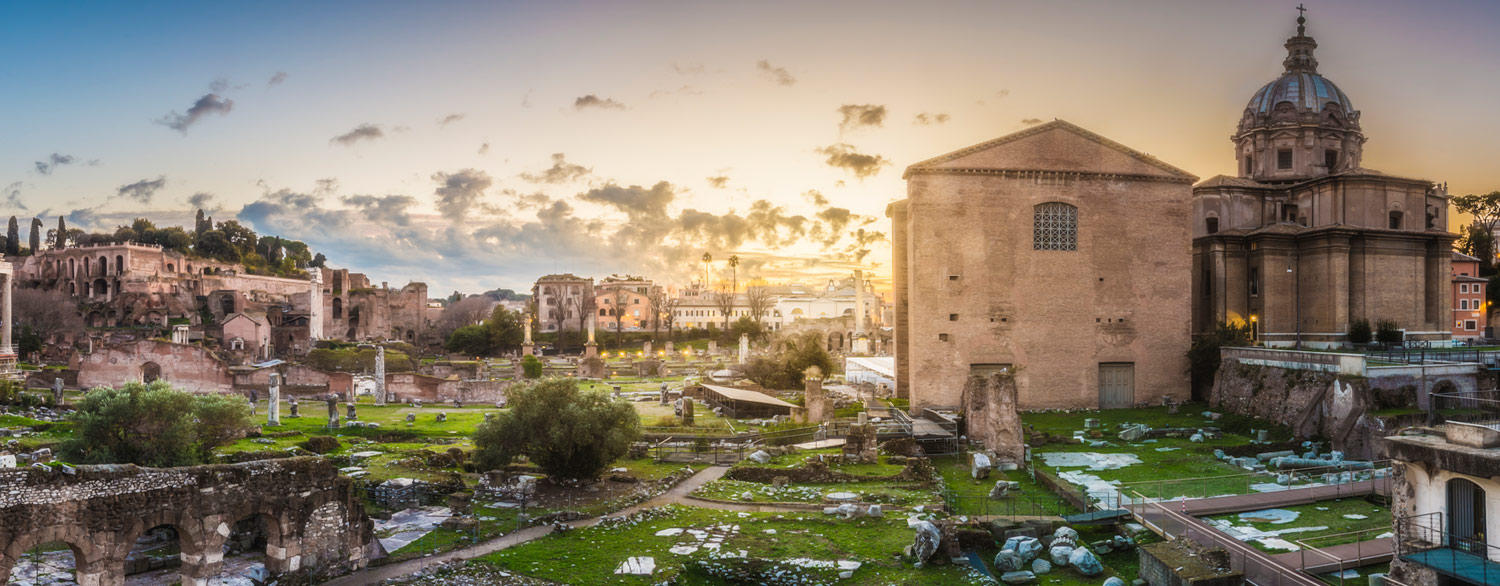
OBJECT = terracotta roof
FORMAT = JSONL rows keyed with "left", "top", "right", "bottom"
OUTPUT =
{"left": 1454, "top": 275, "right": 1488, "bottom": 283}
{"left": 1453, "top": 251, "right": 1482, "bottom": 262}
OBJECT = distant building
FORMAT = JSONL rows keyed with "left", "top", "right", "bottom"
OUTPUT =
{"left": 594, "top": 275, "right": 657, "bottom": 331}
{"left": 889, "top": 119, "right": 1194, "bottom": 410}
{"left": 532, "top": 274, "right": 593, "bottom": 333}
{"left": 1451, "top": 251, "right": 1487, "bottom": 341}
{"left": 1191, "top": 14, "right": 1457, "bottom": 348}
{"left": 669, "top": 275, "right": 885, "bottom": 335}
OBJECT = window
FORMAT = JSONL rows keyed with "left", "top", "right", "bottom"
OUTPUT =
{"left": 1033, "top": 202, "right": 1078, "bottom": 251}
{"left": 1245, "top": 155, "right": 1254, "bottom": 175}
{"left": 1249, "top": 267, "right": 1260, "bottom": 297}
{"left": 1205, "top": 217, "right": 1219, "bottom": 234}
{"left": 1461, "top": 299, "right": 1469, "bottom": 310}
{"left": 1324, "top": 149, "right": 1339, "bottom": 170}
{"left": 1466, "top": 320, "right": 1478, "bottom": 331}
{"left": 1277, "top": 149, "right": 1293, "bottom": 170}
{"left": 1389, "top": 211, "right": 1403, "bottom": 230}
{"left": 949, "top": 314, "right": 958, "bottom": 321}
{"left": 938, "top": 333, "right": 949, "bottom": 342}
{"left": 1282, "top": 204, "right": 1299, "bottom": 223}
{"left": 1461, "top": 284, "right": 1469, "bottom": 294}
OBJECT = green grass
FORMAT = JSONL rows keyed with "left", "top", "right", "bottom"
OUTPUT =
{"left": 1203, "top": 497, "right": 1391, "bottom": 553}
{"left": 1022, "top": 406, "right": 1283, "bottom": 503}
{"left": 476, "top": 504, "right": 1005, "bottom": 585}
{"left": 932, "top": 455, "right": 1080, "bottom": 517}
{"left": 691, "top": 478, "right": 938, "bottom": 506}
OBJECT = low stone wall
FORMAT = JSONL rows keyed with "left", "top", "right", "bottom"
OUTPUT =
{"left": 725, "top": 459, "right": 933, "bottom": 485}
{"left": 76, "top": 340, "right": 233, "bottom": 393}
{"left": 0, "top": 457, "right": 380, "bottom": 586}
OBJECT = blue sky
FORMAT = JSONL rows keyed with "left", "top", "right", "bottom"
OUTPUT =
{"left": 4, "top": 0, "right": 1498, "bottom": 294}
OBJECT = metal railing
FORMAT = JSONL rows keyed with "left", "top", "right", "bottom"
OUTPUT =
{"left": 1100, "top": 462, "right": 1391, "bottom": 511}
{"left": 1429, "top": 390, "right": 1500, "bottom": 429}
{"left": 1395, "top": 511, "right": 1500, "bottom": 584}
{"left": 1292, "top": 527, "right": 1393, "bottom": 584}
{"left": 1127, "top": 489, "right": 1315, "bottom": 586}
{"left": 1366, "top": 348, "right": 1500, "bottom": 366}
{"left": 940, "top": 487, "right": 1077, "bottom": 518}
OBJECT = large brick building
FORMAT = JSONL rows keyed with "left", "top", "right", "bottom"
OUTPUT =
{"left": 1191, "top": 14, "right": 1457, "bottom": 348}
{"left": 888, "top": 120, "right": 1195, "bottom": 410}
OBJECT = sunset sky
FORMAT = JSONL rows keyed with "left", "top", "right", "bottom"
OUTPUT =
{"left": 3, "top": 0, "right": 1498, "bottom": 295}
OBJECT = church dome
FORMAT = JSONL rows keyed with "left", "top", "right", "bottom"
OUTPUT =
{"left": 1246, "top": 72, "right": 1356, "bottom": 118}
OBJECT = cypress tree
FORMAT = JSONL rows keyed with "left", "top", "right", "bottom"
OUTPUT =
{"left": 30, "top": 217, "right": 41, "bottom": 253}
{"left": 56, "top": 216, "right": 66, "bottom": 249}
{"left": 5, "top": 217, "right": 18, "bottom": 255}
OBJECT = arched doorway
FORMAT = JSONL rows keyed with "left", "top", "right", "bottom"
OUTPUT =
{"left": 215, "top": 512, "right": 281, "bottom": 578}
{"left": 827, "top": 331, "right": 844, "bottom": 352}
{"left": 142, "top": 362, "right": 162, "bottom": 383}
{"left": 4, "top": 534, "right": 88, "bottom": 586}
{"left": 1447, "top": 477, "right": 1487, "bottom": 553}
{"left": 121, "top": 524, "right": 184, "bottom": 583}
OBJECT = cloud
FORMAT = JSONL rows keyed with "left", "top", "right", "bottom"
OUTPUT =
{"left": 188, "top": 192, "right": 215, "bottom": 209}
{"left": 116, "top": 177, "right": 166, "bottom": 203}
{"left": 34, "top": 153, "right": 76, "bottom": 175}
{"left": 331, "top": 124, "right": 384, "bottom": 145}
{"left": 520, "top": 153, "right": 591, "bottom": 184}
{"left": 478, "top": 142, "right": 490, "bottom": 155}
{"left": 801, "top": 189, "right": 829, "bottom": 207}
{"left": 649, "top": 85, "right": 703, "bottom": 98}
{"left": 815, "top": 143, "right": 889, "bottom": 179}
{"left": 3, "top": 182, "right": 25, "bottom": 212}
{"left": 673, "top": 62, "right": 705, "bottom": 76}
{"left": 837, "top": 104, "right": 887, "bottom": 131}
{"left": 578, "top": 182, "right": 677, "bottom": 222}
{"left": 158, "top": 93, "right": 235, "bottom": 132}
{"left": 813, "top": 207, "right": 854, "bottom": 246}
{"left": 1021, "top": 117, "right": 1043, "bottom": 126}
{"left": 432, "top": 169, "right": 494, "bottom": 222}
{"left": 574, "top": 95, "right": 626, "bottom": 110}
{"left": 237, "top": 188, "right": 354, "bottom": 240}
{"left": 343, "top": 194, "right": 418, "bottom": 227}
{"left": 706, "top": 176, "right": 729, "bottom": 189}
{"left": 757, "top": 60, "right": 796, "bottom": 86}
{"left": 439, "top": 113, "right": 465, "bottom": 125}
{"left": 268, "top": 72, "right": 288, "bottom": 87}
{"left": 314, "top": 178, "right": 340, "bottom": 195}
{"left": 913, "top": 112, "right": 950, "bottom": 125}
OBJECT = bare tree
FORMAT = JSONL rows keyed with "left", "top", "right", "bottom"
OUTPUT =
{"left": 659, "top": 296, "right": 681, "bottom": 341}
{"left": 713, "top": 288, "right": 736, "bottom": 334}
{"left": 745, "top": 284, "right": 774, "bottom": 329}
{"left": 645, "top": 286, "right": 669, "bottom": 341}
{"left": 433, "top": 295, "right": 496, "bottom": 341}
{"left": 601, "top": 286, "right": 631, "bottom": 347}
{"left": 14, "top": 288, "right": 84, "bottom": 341}
{"left": 566, "top": 286, "right": 595, "bottom": 340}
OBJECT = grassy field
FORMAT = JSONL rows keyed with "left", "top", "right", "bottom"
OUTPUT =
{"left": 1022, "top": 405, "right": 1288, "bottom": 503}
{"left": 1203, "top": 497, "right": 1391, "bottom": 553}
{"left": 932, "top": 455, "right": 1081, "bottom": 517}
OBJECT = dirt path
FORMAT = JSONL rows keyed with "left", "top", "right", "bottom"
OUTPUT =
{"left": 326, "top": 465, "right": 735, "bottom": 585}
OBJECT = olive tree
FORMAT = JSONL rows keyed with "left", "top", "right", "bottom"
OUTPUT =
{"left": 472, "top": 378, "right": 639, "bottom": 481}
{"left": 61, "top": 380, "right": 253, "bottom": 466}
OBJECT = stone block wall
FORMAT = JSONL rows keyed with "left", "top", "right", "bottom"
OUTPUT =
{"left": 0, "top": 458, "right": 379, "bottom": 586}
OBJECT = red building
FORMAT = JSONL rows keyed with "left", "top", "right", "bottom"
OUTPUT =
{"left": 1450, "top": 251, "right": 1487, "bottom": 342}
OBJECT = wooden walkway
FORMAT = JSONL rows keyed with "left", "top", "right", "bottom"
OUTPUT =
{"left": 1127, "top": 478, "right": 1395, "bottom": 586}
{"left": 1273, "top": 537, "right": 1393, "bottom": 574}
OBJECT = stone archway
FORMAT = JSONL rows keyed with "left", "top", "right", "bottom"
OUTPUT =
{"left": 2, "top": 529, "right": 101, "bottom": 586}
{"left": 142, "top": 361, "right": 162, "bottom": 383}
{"left": 827, "top": 331, "right": 844, "bottom": 352}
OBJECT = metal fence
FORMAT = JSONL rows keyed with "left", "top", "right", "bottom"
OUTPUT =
{"left": 1128, "top": 491, "right": 1319, "bottom": 586}
{"left": 1290, "top": 527, "right": 1392, "bottom": 584}
{"left": 1429, "top": 390, "right": 1500, "bottom": 429}
{"left": 940, "top": 487, "right": 1077, "bottom": 518}
{"left": 1395, "top": 511, "right": 1500, "bottom": 585}
{"left": 1366, "top": 348, "right": 1500, "bottom": 367}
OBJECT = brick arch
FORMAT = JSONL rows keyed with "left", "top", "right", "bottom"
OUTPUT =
{"left": 2, "top": 527, "right": 105, "bottom": 586}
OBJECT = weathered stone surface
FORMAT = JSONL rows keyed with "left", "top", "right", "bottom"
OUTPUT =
{"left": 1068, "top": 547, "right": 1104, "bottom": 576}
{"left": 963, "top": 373, "right": 1024, "bottom": 463}
{"left": 0, "top": 457, "right": 379, "bottom": 585}
{"left": 1000, "top": 570, "right": 1037, "bottom": 584}
{"left": 1003, "top": 536, "right": 1043, "bottom": 563}
{"left": 907, "top": 520, "right": 941, "bottom": 567}
{"left": 994, "top": 549, "right": 1023, "bottom": 572}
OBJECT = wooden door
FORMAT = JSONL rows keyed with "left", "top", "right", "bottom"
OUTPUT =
{"left": 1098, "top": 363, "right": 1134, "bottom": 409}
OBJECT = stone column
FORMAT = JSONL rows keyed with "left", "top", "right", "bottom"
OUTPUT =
{"left": 52, "top": 378, "right": 64, "bottom": 405}
{"left": 584, "top": 316, "right": 599, "bottom": 359}
{"left": 853, "top": 269, "right": 866, "bottom": 338}
{"left": 665, "top": 340, "right": 675, "bottom": 355}
{"left": 0, "top": 265, "right": 12, "bottom": 353}
{"left": 267, "top": 373, "right": 281, "bottom": 426}
{"left": 738, "top": 333, "right": 748, "bottom": 365}
{"left": 643, "top": 340, "right": 652, "bottom": 357}
{"left": 805, "top": 371, "right": 830, "bottom": 423}
{"left": 307, "top": 269, "right": 324, "bottom": 344}
{"left": 374, "top": 347, "right": 387, "bottom": 405}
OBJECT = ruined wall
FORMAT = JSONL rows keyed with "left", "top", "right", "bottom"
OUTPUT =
{"left": 0, "top": 458, "right": 380, "bottom": 586}
{"left": 76, "top": 340, "right": 233, "bottom": 393}
{"left": 232, "top": 365, "right": 353, "bottom": 397}
{"left": 962, "top": 372, "right": 1023, "bottom": 463}
{"left": 384, "top": 373, "right": 508, "bottom": 404}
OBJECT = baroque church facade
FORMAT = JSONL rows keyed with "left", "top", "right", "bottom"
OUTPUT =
{"left": 1191, "top": 14, "right": 1457, "bottom": 348}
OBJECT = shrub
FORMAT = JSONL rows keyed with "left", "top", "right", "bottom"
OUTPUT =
{"left": 1348, "top": 319, "right": 1373, "bottom": 345}
{"left": 1374, "top": 319, "right": 1404, "bottom": 346}
{"left": 521, "top": 354, "right": 543, "bottom": 379}
{"left": 471, "top": 378, "right": 639, "bottom": 481}
{"left": 742, "top": 332, "right": 836, "bottom": 390}
{"left": 61, "top": 381, "right": 253, "bottom": 466}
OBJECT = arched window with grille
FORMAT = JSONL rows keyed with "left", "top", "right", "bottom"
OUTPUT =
{"left": 1033, "top": 202, "right": 1078, "bottom": 251}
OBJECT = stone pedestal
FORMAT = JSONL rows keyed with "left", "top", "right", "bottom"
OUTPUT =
{"left": 805, "top": 376, "right": 832, "bottom": 423}
{"left": 707, "top": 340, "right": 717, "bottom": 355}
{"left": 580, "top": 354, "right": 605, "bottom": 379}
{"left": 643, "top": 341, "right": 653, "bottom": 357}
{"left": 584, "top": 342, "right": 598, "bottom": 359}
{"left": 521, "top": 343, "right": 535, "bottom": 357}
{"left": 681, "top": 398, "right": 695, "bottom": 426}
{"left": 853, "top": 336, "right": 870, "bottom": 355}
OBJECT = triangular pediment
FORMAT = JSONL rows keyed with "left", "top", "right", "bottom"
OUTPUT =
{"left": 903, "top": 119, "right": 1196, "bottom": 181}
